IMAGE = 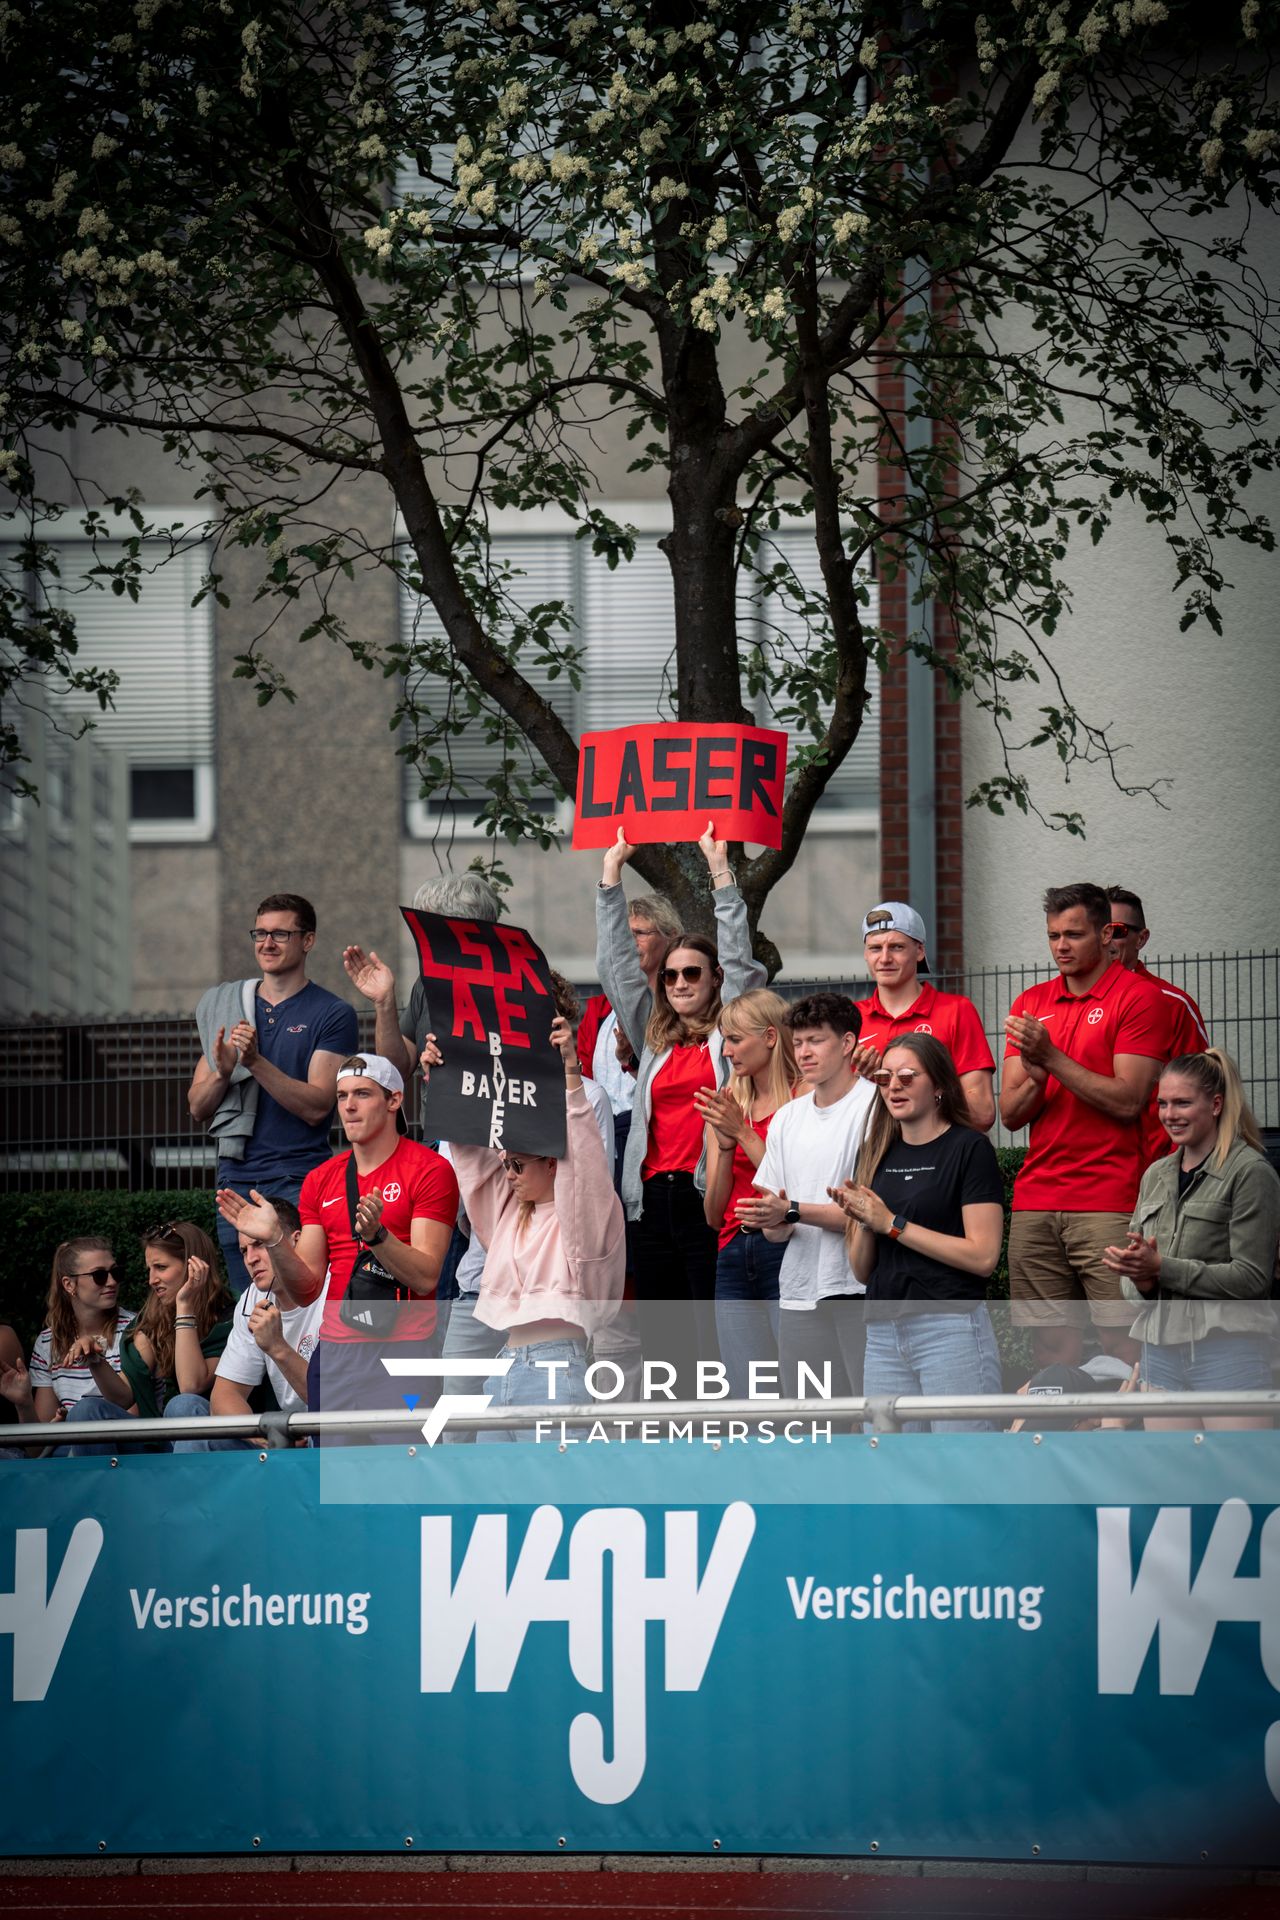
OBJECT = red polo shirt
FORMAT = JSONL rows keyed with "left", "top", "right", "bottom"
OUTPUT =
{"left": 855, "top": 981, "right": 995, "bottom": 1077}
{"left": 1005, "top": 961, "right": 1168, "bottom": 1212}
{"left": 1134, "top": 962, "right": 1209, "bottom": 1166}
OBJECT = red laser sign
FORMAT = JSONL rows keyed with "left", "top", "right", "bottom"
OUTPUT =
{"left": 572, "top": 723, "right": 788, "bottom": 850}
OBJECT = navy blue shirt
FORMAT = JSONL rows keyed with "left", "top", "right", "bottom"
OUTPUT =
{"left": 217, "top": 981, "right": 359, "bottom": 1190}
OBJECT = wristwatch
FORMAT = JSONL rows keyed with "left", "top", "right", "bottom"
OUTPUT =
{"left": 366, "top": 1225, "right": 388, "bottom": 1247}
{"left": 888, "top": 1213, "right": 907, "bottom": 1240}
{"left": 784, "top": 1201, "right": 801, "bottom": 1225}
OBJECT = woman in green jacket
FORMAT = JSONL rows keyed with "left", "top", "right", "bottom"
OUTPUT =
{"left": 1103, "top": 1049, "right": 1279, "bottom": 1431}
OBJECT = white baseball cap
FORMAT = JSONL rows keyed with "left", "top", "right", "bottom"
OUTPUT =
{"left": 861, "top": 901, "right": 930, "bottom": 972}
{"left": 336, "top": 1053, "right": 405, "bottom": 1096}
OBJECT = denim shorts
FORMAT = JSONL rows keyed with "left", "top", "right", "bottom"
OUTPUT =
{"left": 1141, "top": 1331, "right": 1274, "bottom": 1393}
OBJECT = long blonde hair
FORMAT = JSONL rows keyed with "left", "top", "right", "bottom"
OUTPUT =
{"left": 128, "top": 1220, "right": 231, "bottom": 1381}
{"left": 720, "top": 989, "right": 799, "bottom": 1119}
{"left": 44, "top": 1236, "right": 122, "bottom": 1364}
{"left": 1162, "top": 1049, "right": 1262, "bottom": 1168}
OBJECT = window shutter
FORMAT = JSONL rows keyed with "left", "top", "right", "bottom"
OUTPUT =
{"left": 400, "top": 533, "right": 578, "bottom": 806}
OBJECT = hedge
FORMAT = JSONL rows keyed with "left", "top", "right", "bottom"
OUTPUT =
{"left": 0, "top": 1150, "right": 1030, "bottom": 1376}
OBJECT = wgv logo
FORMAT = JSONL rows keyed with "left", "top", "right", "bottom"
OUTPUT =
{"left": 421, "top": 1502, "right": 755, "bottom": 1804}
{"left": 1, "top": 1520, "right": 102, "bottom": 1700}
{"left": 1098, "top": 1500, "right": 1279, "bottom": 1802}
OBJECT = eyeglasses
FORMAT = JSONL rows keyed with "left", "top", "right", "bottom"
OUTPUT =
{"left": 66, "top": 1264, "right": 122, "bottom": 1286}
{"left": 870, "top": 1067, "right": 925, "bottom": 1088}
{"left": 663, "top": 965, "right": 705, "bottom": 985}
{"left": 250, "top": 927, "right": 303, "bottom": 945}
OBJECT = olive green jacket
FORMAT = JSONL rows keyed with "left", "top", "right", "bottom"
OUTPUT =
{"left": 1123, "top": 1138, "right": 1280, "bottom": 1345}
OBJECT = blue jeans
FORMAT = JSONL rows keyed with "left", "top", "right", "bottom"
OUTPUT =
{"left": 215, "top": 1175, "right": 303, "bottom": 1297}
{"left": 1141, "top": 1331, "right": 1274, "bottom": 1392}
{"left": 715, "top": 1232, "right": 783, "bottom": 1401}
{"left": 480, "top": 1337, "right": 588, "bottom": 1443}
{"left": 438, "top": 1293, "right": 509, "bottom": 1444}
{"left": 169, "top": 1395, "right": 255, "bottom": 1453}
{"left": 863, "top": 1304, "right": 1002, "bottom": 1432}
{"left": 63, "top": 1390, "right": 211, "bottom": 1455}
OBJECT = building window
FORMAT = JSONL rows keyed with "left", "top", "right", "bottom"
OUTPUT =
{"left": 5, "top": 529, "right": 216, "bottom": 842}
{"left": 401, "top": 510, "right": 879, "bottom": 838}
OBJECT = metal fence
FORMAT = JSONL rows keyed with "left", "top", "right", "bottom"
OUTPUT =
{"left": 0, "top": 952, "right": 1276, "bottom": 1191}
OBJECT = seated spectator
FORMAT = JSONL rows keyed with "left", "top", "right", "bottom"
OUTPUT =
{"left": 0, "top": 1324, "right": 28, "bottom": 1458}
{"left": 741, "top": 992, "right": 877, "bottom": 1403}
{"left": 444, "top": 1016, "right": 625, "bottom": 1439}
{"left": 171, "top": 1200, "right": 325, "bottom": 1452}
{"left": 837, "top": 1036, "right": 1005, "bottom": 1432}
{"left": 0, "top": 1238, "right": 135, "bottom": 1434}
{"left": 695, "top": 989, "right": 801, "bottom": 1400}
{"left": 64, "top": 1221, "right": 234, "bottom": 1451}
{"left": 1103, "top": 1048, "right": 1280, "bottom": 1431}
{"left": 1009, "top": 1358, "right": 1141, "bottom": 1431}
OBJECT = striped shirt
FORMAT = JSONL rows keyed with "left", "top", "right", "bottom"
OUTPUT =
{"left": 29, "top": 1313, "right": 136, "bottom": 1412}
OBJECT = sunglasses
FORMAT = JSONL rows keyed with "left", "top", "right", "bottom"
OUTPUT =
{"left": 663, "top": 965, "right": 705, "bottom": 985}
{"left": 66, "top": 1264, "right": 122, "bottom": 1287}
{"left": 870, "top": 1067, "right": 925, "bottom": 1088}
{"left": 501, "top": 1155, "right": 527, "bottom": 1176}
{"left": 146, "top": 1221, "right": 181, "bottom": 1241}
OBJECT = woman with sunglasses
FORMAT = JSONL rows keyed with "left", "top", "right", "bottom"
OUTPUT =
{"left": 63, "top": 1220, "right": 235, "bottom": 1448}
{"left": 0, "top": 1239, "right": 136, "bottom": 1431}
{"left": 597, "top": 823, "right": 767, "bottom": 1396}
{"left": 1102, "top": 1049, "right": 1280, "bottom": 1429}
{"left": 695, "top": 990, "right": 801, "bottom": 1399}
{"left": 835, "top": 1036, "right": 1005, "bottom": 1430}
{"left": 444, "top": 1016, "right": 625, "bottom": 1436}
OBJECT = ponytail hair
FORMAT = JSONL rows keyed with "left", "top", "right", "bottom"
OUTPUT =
{"left": 1161, "top": 1048, "right": 1262, "bottom": 1167}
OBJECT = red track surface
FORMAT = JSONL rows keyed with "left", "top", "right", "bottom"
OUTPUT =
{"left": 2, "top": 1869, "right": 1277, "bottom": 1920}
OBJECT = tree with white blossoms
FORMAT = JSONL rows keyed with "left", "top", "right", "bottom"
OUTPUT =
{"left": 1, "top": 0, "right": 1277, "bottom": 960}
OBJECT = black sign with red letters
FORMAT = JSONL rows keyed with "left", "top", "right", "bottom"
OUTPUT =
{"left": 400, "top": 910, "right": 565, "bottom": 1156}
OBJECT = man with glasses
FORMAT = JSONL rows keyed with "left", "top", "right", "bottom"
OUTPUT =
{"left": 854, "top": 902, "right": 996, "bottom": 1131}
{"left": 191, "top": 892, "right": 358, "bottom": 1295}
{"left": 1105, "top": 886, "right": 1210, "bottom": 1168}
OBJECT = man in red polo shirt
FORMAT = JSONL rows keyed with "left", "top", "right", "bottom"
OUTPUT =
{"left": 855, "top": 902, "right": 996, "bottom": 1130}
{"left": 1106, "top": 886, "right": 1210, "bottom": 1168}
{"left": 1001, "top": 883, "right": 1169, "bottom": 1368}
{"left": 218, "top": 1053, "right": 458, "bottom": 1431}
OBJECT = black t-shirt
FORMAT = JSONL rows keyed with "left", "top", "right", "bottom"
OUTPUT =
{"left": 868, "top": 1125, "right": 1004, "bottom": 1302}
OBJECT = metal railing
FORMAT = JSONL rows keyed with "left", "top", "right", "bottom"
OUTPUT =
{"left": 0, "top": 951, "right": 1276, "bottom": 1189}
{"left": 4, "top": 1390, "right": 1276, "bottom": 1449}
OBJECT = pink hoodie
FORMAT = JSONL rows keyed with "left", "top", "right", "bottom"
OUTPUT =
{"left": 450, "top": 1084, "right": 626, "bottom": 1338}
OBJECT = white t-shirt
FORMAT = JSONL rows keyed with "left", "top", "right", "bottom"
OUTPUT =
{"left": 29, "top": 1312, "right": 135, "bottom": 1412}
{"left": 754, "top": 1078, "right": 877, "bottom": 1305}
{"left": 592, "top": 1010, "right": 637, "bottom": 1118}
{"left": 216, "top": 1280, "right": 328, "bottom": 1413}
{"left": 440, "top": 1082, "right": 615, "bottom": 1296}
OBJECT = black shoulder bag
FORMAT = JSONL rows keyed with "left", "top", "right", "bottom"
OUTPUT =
{"left": 337, "top": 1155, "right": 407, "bottom": 1339}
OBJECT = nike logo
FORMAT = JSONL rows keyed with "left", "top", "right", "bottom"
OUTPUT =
{"left": 322, "top": 1198, "right": 341, "bottom": 1208}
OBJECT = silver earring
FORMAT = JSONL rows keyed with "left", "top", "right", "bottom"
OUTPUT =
{"left": 935, "top": 1092, "right": 942, "bottom": 1104}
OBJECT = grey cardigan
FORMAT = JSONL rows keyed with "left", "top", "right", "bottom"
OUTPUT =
{"left": 194, "top": 979, "right": 260, "bottom": 1162}
{"left": 1122, "top": 1136, "right": 1280, "bottom": 1345}
{"left": 595, "top": 880, "right": 767, "bottom": 1220}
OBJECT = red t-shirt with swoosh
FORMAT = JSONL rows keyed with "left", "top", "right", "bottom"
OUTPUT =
{"left": 300, "top": 1137, "right": 459, "bottom": 1344}
{"left": 854, "top": 981, "right": 995, "bottom": 1076}
{"left": 1005, "top": 961, "right": 1168, "bottom": 1212}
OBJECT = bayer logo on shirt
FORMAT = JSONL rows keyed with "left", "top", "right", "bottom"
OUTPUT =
{"left": 913, "top": 1022, "right": 933, "bottom": 1034}
{"left": 382, "top": 1181, "right": 403, "bottom": 1202}
{"left": 1086, "top": 1007, "right": 1104, "bottom": 1026}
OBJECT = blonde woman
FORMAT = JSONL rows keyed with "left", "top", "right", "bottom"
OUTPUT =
{"left": 65, "top": 1220, "right": 234, "bottom": 1450}
{"left": 695, "top": 990, "right": 801, "bottom": 1398}
{"left": 1104, "top": 1050, "right": 1280, "bottom": 1430}
{"left": 0, "top": 1238, "right": 135, "bottom": 1432}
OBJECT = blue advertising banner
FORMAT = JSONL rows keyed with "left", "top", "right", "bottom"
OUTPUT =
{"left": 0, "top": 1437, "right": 1276, "bottom": 1862}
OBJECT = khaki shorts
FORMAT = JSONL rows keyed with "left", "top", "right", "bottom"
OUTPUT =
{"left": 1008, "top": 1210, "right": 1133, "bottom": 1328}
